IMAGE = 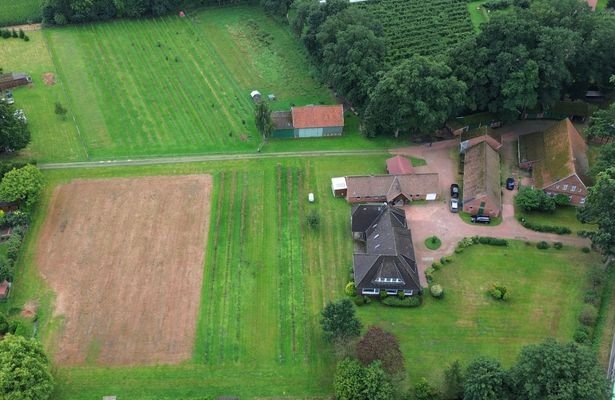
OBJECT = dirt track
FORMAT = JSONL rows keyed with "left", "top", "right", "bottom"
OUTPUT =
{"left": 36, "top": 175, "right": 212, "bottom": 366}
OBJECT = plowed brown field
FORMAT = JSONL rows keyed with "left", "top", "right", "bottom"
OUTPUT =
{"left": 36, "top": 175, "right": 212, "bottom": 366}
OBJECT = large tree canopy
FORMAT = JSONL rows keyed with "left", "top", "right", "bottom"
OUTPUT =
{"left": 578, "top": 167, "right": 615, "bottom": 258}
{"left": 0, "top": 335, "right": 54, "bottom": 400}
{"left": 450, "top": 0, "right": 615, "bottom": 115}
{"left": 356, "top": 325, "right": 404, "bottom": 375}
{"left": 334, "top": 358, "right": 393, "bottom": 400}
{"left": 509, "top": 339, "right": 609, "bottom": 400}
{"left": 0, "top": 101, "right": 31, "bottom": 153}
{"left": 364, "top": 55, "right": 465, "bottom": 137}
{"left": 320, "top": 299, "right": 362, "bottom": 343}
{"left": 463, "top": 357, "right": 509, "bottom": 400}
{"left": 0, "top": 164, "right": 44, "bottom": 211}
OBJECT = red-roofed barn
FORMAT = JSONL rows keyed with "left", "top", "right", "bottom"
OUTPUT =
{"left": 272, "top": 104, "right": 344, "bottom": 138}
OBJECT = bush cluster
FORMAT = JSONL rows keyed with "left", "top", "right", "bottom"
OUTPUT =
{"left": 455, "top": 236, "right": 507, "bottom": 253}
{"left": 536, "top": 241, "right": 550, "bottom": 250}
{"left": 477, "top": 236, "right": 508, "bottom": 246}
{"left": 577, "top": 230, "right": 594, "bottom": 238}
{"left": 382, "top": 296, "right": 422, "bottom": 307}
{"left": 424, "top": 267, "right": 435, "bottom": 283}
{"left": 579, "top": 304, "right": 598, "bottom": 326}
{"left": 515, "top": 187, "right": 556, "bottom": 212}
{"left": 0, "top": 213, "right": 29, "bottom": 282}
{"left": 488, "top": 284, "right": 509, "bottom": 301}
{"left": 574, "top": 267, "right": 606, "bottom": 344}
{"left": 553, "top": 242, "right": 563, "bottom": 250}
{"left": 430, "top": 284, "right": 443, "bottom": 298}
{"left": 518, "top": 218, "right": 571, "bottom": 235}
{"left": 345, "top": 282, "right": 356, "bottom": 297}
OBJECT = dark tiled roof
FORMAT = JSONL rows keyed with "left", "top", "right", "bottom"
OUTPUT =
{"left": 291, "top": 105, "right": 344, "bottom": 128}
{"left": 351, "top": 204, "right": 421, "bottom": 292}
{"left": 271, "top": 111, "right": 293, "bottom": 130}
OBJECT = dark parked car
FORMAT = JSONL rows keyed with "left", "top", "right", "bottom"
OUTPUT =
{"left": 471, "top": 215, "right": 491, "bottom": 224}
{"left": 450, "top": 183, "right": 460, "bottom": 199}
{"left": 506, "top": 177, "right": 515, "bottom": 190}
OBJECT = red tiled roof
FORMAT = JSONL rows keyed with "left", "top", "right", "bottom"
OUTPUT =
{"left": 291, "top": 105, "right": 344, "bottom": 129}
{"left": 386, "top": 156, "right": 414, "bottom": 175}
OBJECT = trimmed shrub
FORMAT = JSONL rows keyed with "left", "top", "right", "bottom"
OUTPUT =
{"left": 457, "top": 237, "right": 474, "bottom": 248}
{"left": 353, "top": 295, "right": 366, "bottom": 306}
{"left": 382, "top": 295, "right": 422, "bottom": 307}
{"left": 442, "top": 256, "right": 453, "bottom": 264}
{"left": 536, "top": 241, "right": 550, "bottom": 250}
{"left": 582, "top": 247, "right": 591, "bottom": 253}
{"left": 478, "top": 236, "right": 508, "bottom": 246}
{"left": 431, "top": 262, "right": 442, "bottom": 270}
{"left": 579, "top": 304, "right": 598, "bottom": 326}
{"left": 519, "top": 218, "right": 572, "bottom": 234}
{"left": 454, "top": 247, "right": 464, "bottom": 254}
{"left": 424, "top": 267, "right": 435, "bottom": 283}
{"left": 18, "top": 29, "right": 24, "bottom": 39}
{"left": 553, "top": 242, "right": 563, "bottom": 250}
{"left": 430, "top": 284, "right": 443, "bottom": 298}
{"left": 23, "top": 36, "right": 30, "bottom": 42}
{"left": 573, "top": 326, "right": 591, "bottom": 344}
{"left": 379, "top": 290, "right": 388, "bottom": 300}
{"left": 345, "top": 282, "right": 356, "bottom": 297}
{"left": 554, "top": 194, "right": 570, "bottom": 206}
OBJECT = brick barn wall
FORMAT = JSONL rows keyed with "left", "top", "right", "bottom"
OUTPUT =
{"left": 543, "top": 175, "right": 587, "bottom": 206}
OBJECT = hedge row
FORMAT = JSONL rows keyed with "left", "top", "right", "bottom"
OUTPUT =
{"left": 518, "top": 218, "right": 571, "bottom": 235}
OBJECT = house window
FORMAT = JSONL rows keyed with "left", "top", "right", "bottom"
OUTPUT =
{"left": 563, "top": 184, "right": 568, "bottom": 190}
{"left": 571, "top": 185, "right": 576, "bottom": 192}
{"left": 580, "top": 197, "right": 586, "bottom": 204}
{"left": 556, "top": 185, "right": 560, "bottom": 189}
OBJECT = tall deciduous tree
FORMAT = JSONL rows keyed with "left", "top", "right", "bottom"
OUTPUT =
{"left": 254, "top": 101, "right": 273, "bottom": 142}
{"left": 356, "top": 325, "right": 404, "bottom": 375}
{"left": 586, "top": 103, "right": 615, "bottom": 143}
{"left": 334, "top": 358, "right": 393, "bottom": 400}
{"left": 509, "top": 339, "right": 609, "bottom": 400}
{"left": 414, "top": 377, "right": 442, "bottom": 400}
{"left": 320, "top": 14, "right": 385, "bottom": 111}
{"left": 0, "top": 101, "right": 31, "bottom": 153}
{"left": 0, "top": 334, "right": 54, "bottom": 400}
{"left": 463, "top": 357, "right": 509, "bottom": 400}
{"left": 0, "top": 164, "right": 44, "bottom": 211}
{"left": 591, "top": 142, "right": 615, "bottom": 177}
{"left": 364, "top": 55, "right": 466, "bottom": 138}
{"left": 578, "top": 167, "right": 615, "bottom": 258}
{"left": 320, "top": 299, "right": 362, "bottom": 343}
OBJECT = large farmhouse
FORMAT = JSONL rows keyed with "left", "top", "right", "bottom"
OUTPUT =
{"left": 343, "top": 174, "right": 439, "bottom": 205}
{"left": 271, "top": 104, "right": 344, "bottom": 138}
{"left": 518, "top": 119, "right": 590, "bottom": 205}
{"left": 351, "top": 204, "right": 421, "bottom": 297}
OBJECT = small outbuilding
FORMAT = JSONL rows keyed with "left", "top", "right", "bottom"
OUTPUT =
{"left": 250, "top": 90, "right": 262, "bottom": 102}
{"left": 0, "top": 72, "right": 32, "bottom": 91}
{"left": 272, "top": 104, "right": 345, "bottom": 138}
{"left": 331, "top": 177, "right": 347, "bottom": 197}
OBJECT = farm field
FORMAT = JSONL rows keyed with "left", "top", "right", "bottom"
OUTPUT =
{"left": 359, "top": 0, "right": 474, "bottom": 62}
{"left": 36, "top": 176, "right": 212, "bottom": 365}
{"left": 42, "top": 6, "right": 338, "bottom": 160}
{"left": 0, "top": 31, "right": 86, "bottom": 162}
{"left": 5, "top": 155, "right": 605, "bottom": 398}
{"left": 0, "top": 0, "right": 41, "bottom": 26}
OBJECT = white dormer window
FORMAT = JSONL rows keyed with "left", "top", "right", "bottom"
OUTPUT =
{"left": 571, "top": 185, "right": 576, "bottom": 192}
{"left": 563, "top": 184, "right": 568, "bottom": 190}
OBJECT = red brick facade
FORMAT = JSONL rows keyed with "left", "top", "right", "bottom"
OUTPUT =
{"left": 543, "top": 174, "right": 588, "bottom": 206}
{"left": 462, "top": 195, "right": 501, "bottom": 217}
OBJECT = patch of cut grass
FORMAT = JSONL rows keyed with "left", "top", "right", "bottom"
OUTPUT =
{"left": 516, "top": 205, "right": 596, "bottom": 233}
{"left": 425, "top": 236, "right": 442, "bottom": 250}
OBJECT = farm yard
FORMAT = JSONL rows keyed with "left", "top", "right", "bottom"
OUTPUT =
{"left": 359, "top": 0, "right": 474, "bottom": 62}
{"left": 2, "top": 155, "right": 603, "bottom": 398}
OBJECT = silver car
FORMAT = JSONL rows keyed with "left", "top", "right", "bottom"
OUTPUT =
{"left": 450, "top": 198, "right": 459, "bottom": 213}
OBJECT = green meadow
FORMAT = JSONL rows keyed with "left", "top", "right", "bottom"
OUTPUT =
{"left": 2, "top": 155, "right": 602, "bottom": 398}
{"left": 0, "top": 0, "right": 41, "bottom": 26}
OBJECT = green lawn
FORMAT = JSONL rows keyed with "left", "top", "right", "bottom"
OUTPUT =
{"left": 359, "top": 241, "right": 600, "bottom": 386}
{"left": 0, "top": 31, "right": 86, "bottom": 162}
{"left": 2, "top": 155, "right": 602, "bottom": 398}
{"left": 467, "top": 1, "right": 490, "bottom": 32}
{"left": 0, "top": 0, "right": 41, "bottom": 26}
{"left": 516, "top": 205, "right": 596, "bottom": 233}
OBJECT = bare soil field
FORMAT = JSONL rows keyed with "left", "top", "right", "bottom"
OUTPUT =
{"left": 36, "top": 175, "right": 212, "bottom": 366}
